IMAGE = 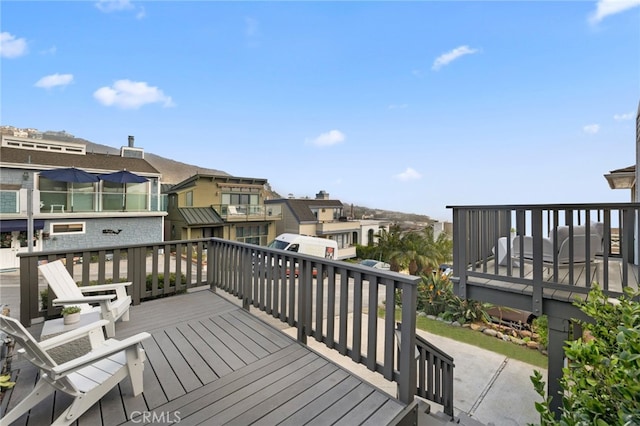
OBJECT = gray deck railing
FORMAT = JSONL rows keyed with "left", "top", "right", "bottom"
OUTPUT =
{"left": 449, "top": 203, "right": 639, "bottom": 316}
{"left": 396, "top": 322, "right": 454, "bottom": 419}
{"left": 16, "top": 238, "right": 428, "bottom": 407}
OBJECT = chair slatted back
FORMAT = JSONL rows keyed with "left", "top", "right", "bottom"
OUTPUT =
{"left": 39, "top": 260, "right": 92, "bottom": 312}
{"left": 0, "top": 315, "right": 78, "bottom": 393}
{"left": 0, "top": 315, "right": 57, "bottom": 371}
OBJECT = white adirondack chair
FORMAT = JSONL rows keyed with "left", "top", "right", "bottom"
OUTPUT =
{"left": 0, "top": 315, "right": 150, "bottom": 426}
{"left": 39, "top": 260, "right": 132, "bottom": 337}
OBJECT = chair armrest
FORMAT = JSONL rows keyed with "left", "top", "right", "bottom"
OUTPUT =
{"left": 78, "top": 282, "right": 132, "bottom": 293}
{"left": 53, "top": 295, "right": 116, "bottom": 305}
{"left": 51, "top": 332, "right": 151, "bottom": 378}
{"left": 39, "top": 320, "right": 110, "bottom": 350}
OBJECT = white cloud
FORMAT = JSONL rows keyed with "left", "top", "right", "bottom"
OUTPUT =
{"left": 583, "top": 124, "right": 600, "bottom": 134}
{"left": 34, "top": 73, "right": 74, "bottom": 89}
{"left": 307, "top": 130, "right": 345, "bottom": 147}
{"left": 93, "top": 79, "right": 174, "bottom": 109}
{"left": 0, "top": 32, "right": 28, "bottom": 58}
{"left": 589, "top": 0, "right": 640, "bottom": 24}
{"left": 388, "top": 104, "right": 408, "bottom": 110}
{"left": 614, "top": 111, "right": 634, "bottom": 121}
{"left": 393, "top": 167, "right": 422, "bottom": 181}
{"left": 95, "top": 0, "right": 134, "bottom": 13}
{"left": 432, "top": 45, "right": 479, "bottom": 71}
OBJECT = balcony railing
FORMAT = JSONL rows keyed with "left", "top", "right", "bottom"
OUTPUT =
{"left": 16, "top": 238, "right": 456, "bottom": 413}
{"left": 1, "top": 189, "right": 162, "bottom": 215}
{"left": 449, "top": 203, "right": 639, "bottom": 317}
{"left": 213, "top": 204, "right": 282, "bottom": 221}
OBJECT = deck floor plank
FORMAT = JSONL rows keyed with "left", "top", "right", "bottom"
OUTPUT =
{"left": 221, "top": 361, "right": 338, "bottom": 425}
{"left": 3, "top": 365, "right": 38, "bottom": 426}
{"left": 276, "top": 375, "right": 362, "bottom": 426}
{"left": 199, "top": 317, "right": 260, "bottom": 364}
{"left": 142, "top": 335, "right": 186, "bottom": 402}
{"left": 123, "top": 346, "right": 311, "bottom": 425}
{"left": 236, "top": 367, "right": 348, "bottom": 426}
{"left": 3, "top": 290, "right": 407, "bottom": 426}
{"left": 164, "top": 327, "right": 218, "bottom": 385}
{"left": 97, "top": 384, "right": 128, "bottom": 426}
{"left": 117, "top": 381, "right": 149, "bottom": 424}
{"left": 305, "top": 382, "right": 375, "bottom": 426}
{"left": 210, "top": 314, "right": 271, "bottom": 358}
{"left": 187, "top": 357, "right": 329, "bottom": 426}
{"left": 226, "top": 308, "right": 292, "bottom": 348}
{"left": 152, "top": 331, "right": 202, "bottom": 393}
{"left": 174, "top": 322, "right": 229, "bottom": 379}
{"left": 185, "top": 320, "right": 242, "bottom": 373}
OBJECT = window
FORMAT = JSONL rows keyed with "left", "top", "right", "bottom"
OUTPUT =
{"left": 185, "top": 191, "right": 193, "bottom": 207}
{"left": 221, "top": 193, "right": 258, "bottom": 206}
{"left": 235, "top": 224, "right": 269, "bottom": 245}
{"left": 51, "top": 222, "right": 85, "bottom": 235}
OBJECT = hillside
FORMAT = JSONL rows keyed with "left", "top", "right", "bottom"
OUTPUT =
{"left": 79, "top": 137, "right": 229, "bottom": 184}
{"left": 6, "top": 129, "right": 433, "bottom": 224}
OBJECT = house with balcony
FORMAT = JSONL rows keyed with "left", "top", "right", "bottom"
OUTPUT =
{"left": 265, "top": 190, "right": 364, "bottom": 260}
{"left": 0, "top": 135, "right": 165, "bottom": 270}
{"left": 164, "top": 174, "right": 282, "bottom": 246}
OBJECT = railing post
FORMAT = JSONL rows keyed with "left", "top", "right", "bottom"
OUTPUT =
{"left": 297, "top": 257, "right": 308, "bottom": 344}
{"left": 207, "top": 239, "right": 215, "bottom": 292}
{"left": 453, "top": 207, "right": 467, "bottom": 299}
{"left": 19, "top": 256, "right": 39, "bottom": 327}
{"left": 547, "top": 316, "right": 570, "bottom": 418}
{"left": 531, "top": 208, "right": 543, "bottom": 317}
{"left": 242, "top": 246, "right": 251, "bottom": 311}
{"left": 397, "top": 279, "right": 417, "bottom": 404}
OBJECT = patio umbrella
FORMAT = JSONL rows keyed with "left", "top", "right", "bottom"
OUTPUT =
{"left": 39, "top": 167, "right": 99, "bottom": 212}
{"left": 98, "top": 170, "right": 148, "bottom": 211}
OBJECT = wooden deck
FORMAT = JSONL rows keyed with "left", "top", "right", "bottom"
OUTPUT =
{"left": 3, "top": 290, "right": 410, "bottom": 425}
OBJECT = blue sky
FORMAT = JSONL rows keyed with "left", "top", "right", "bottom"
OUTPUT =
{"left": 2, "top": 0, "right": 639, "bottom": 221}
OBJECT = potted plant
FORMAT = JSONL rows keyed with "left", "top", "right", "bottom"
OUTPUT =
{"left": 61, "top": 306, "right": 81, "bottom": 325}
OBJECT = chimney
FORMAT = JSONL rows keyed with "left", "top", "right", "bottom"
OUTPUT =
{"left": 128, "top": 135, "right": 134, "bottom": 147}
{"left": 316, "top": 190, "right": 329, "bottom": 200}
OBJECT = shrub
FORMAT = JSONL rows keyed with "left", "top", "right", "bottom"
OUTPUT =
{"left": 417, "top": 272, "right": 452, "bottom": 316}
{"left": 61, "top": 306, "right": 81, "bottom": 315}
{"left": 145, "top": 273, "right": 187, "bottom": 292}
{"left": 530, "top": 285, "right": 640, "bottom": 425}
{"left": 532, "top": 315, "right": 548, "bottom": 348}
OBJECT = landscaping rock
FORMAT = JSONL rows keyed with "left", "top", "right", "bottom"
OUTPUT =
{"left": 427, "top": 315, "right": 437, "bottom": 321}
{"left": 483, "top": 328, "right": 498, "bottom": 337}
{"left": 526, "top": 341, "right": 539, "bottom": 350}
{"left": 452, "top": 321, "right": 461, "bottom": 327}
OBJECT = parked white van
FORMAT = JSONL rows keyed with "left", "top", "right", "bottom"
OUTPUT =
{"left": 267, "top": 233, "right": 337, "bottom": 259}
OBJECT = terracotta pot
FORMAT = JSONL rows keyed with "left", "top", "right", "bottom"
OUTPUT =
{"left": 63, "top": 312, "right": 80, "bottom": 325}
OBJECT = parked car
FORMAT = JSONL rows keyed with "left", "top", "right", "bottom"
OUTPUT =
{"left": 359, "top": 259, "right": 391, "bottom": 270}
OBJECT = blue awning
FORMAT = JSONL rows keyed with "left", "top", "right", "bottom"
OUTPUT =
{"left": 0, "top": 220, "right": 45, "bottom": 233}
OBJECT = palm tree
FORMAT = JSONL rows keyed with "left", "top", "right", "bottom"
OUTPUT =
{"left": 374, "top": 224, "right": 404, "bottom": 272}
{"left": 418, "top": 226, "right": 453, "bottom": 275}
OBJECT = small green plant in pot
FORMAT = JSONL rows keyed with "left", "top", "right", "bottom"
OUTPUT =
{"left": 61, "top": 306, "right": 81, "bottom": 325}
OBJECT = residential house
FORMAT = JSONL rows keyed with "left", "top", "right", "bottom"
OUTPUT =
{"left": 164, "top": 174, "right": 281, "bottom": 245}
{"left": 604, "top": 101, "right": 640, "bottom": 201}
{"left": 265, "top": 190, "right": 361, "bottom": 260}
{"left": 0, "top": 135, "right": 164, "bottom": 270}
{"left": 359, "top": 219, "right": 392, "bottom": 246}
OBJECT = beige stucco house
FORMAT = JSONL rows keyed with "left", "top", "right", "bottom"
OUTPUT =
{"left": 164, "top": 174, "right": 281, "bottom": 245}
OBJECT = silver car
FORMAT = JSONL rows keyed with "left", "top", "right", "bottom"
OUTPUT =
{"left": 359, "top": 259, "right": 391, "bottom": 270}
